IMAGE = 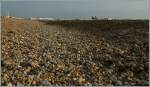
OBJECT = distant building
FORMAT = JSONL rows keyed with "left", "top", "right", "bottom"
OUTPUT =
{"left": 15, "top": 17, "right": 24, "bottom": 19}
{"left": 30, "top": 17, "right": 55, "bottom": 21}
{"left": 6, "top": 11, "right": 10, "bottom": 18}
{"left": 107, "top": 18, "right": 113, "bottom": 20}
{"left": 102, "top": 18, "right": 113, "bottom": 20}
{"left": 91, "top": 16, "right": 98, "bottom": 20}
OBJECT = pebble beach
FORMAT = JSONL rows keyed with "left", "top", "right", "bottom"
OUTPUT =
{"left": 1, "top": 17, "right": 149, "bottom": 86}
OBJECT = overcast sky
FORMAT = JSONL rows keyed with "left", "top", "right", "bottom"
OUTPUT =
{"left": 1, "top": 0, "right": 149, "bottom": 19}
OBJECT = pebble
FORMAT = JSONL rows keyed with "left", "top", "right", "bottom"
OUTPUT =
{"left": 1, "top": 59, "right": 6, "bottom": 66}
{"left": 78, "top": 76, "right": 85, "bottom": 84}
{"left": 7, "top": 83, "right": 13, "bottom": 86}
{"left": 116, "top": 81, "right": 122, "bottom": 85}
{"left": 41, "top": 80, "right": 50, "bottom": 86}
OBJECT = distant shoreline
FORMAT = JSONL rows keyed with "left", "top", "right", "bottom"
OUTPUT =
{"left": 1, "top": 16, "right": 149, "bottom": 21}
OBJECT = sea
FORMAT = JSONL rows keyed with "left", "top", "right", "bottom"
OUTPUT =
{"left": 1, "top": 0, "right": 149, "bottom": 20}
